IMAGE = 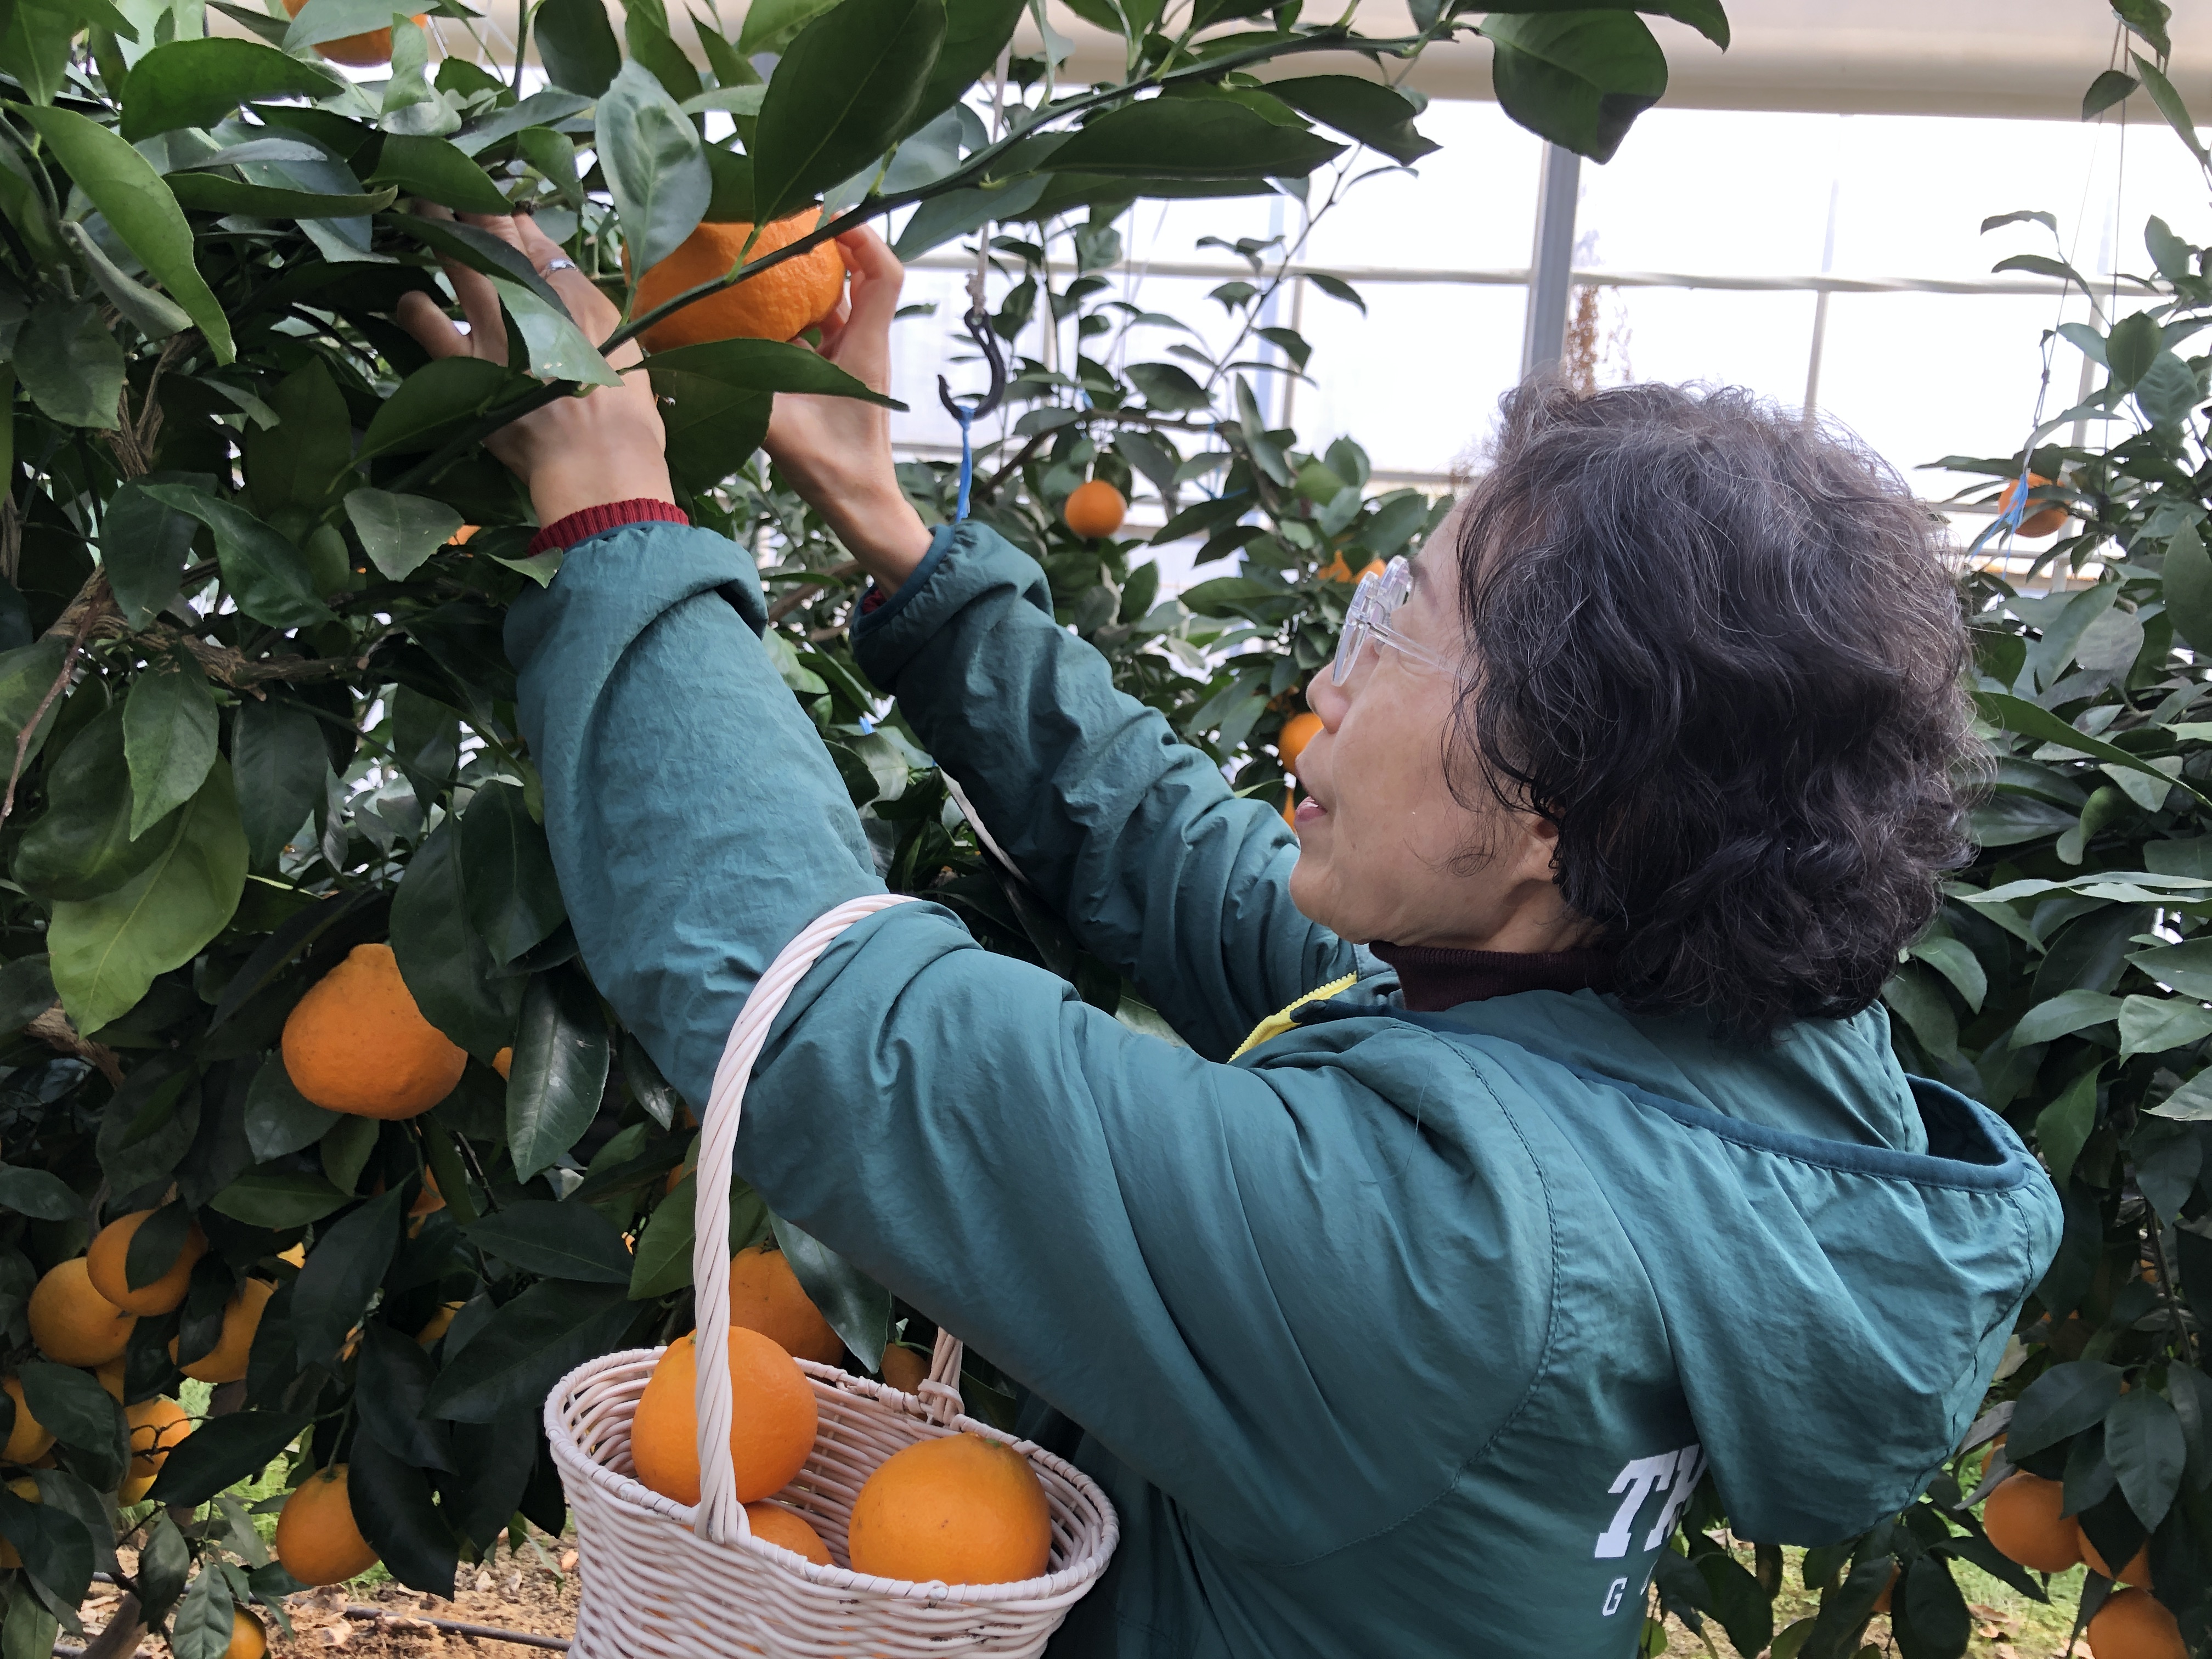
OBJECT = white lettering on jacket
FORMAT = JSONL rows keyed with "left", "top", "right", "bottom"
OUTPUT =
{"left": 1593, "top": 1442, "right": 1705, "bottom": 1559}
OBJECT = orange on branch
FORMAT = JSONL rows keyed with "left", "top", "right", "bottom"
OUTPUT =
{"left": 88, "top": 1209, "right": 207, "bottom": 1316}
{"left": 493, "top": 1046, "right": 512, "bottom": 1079}
{"left": 1983, "top": 1472, "right": 2082, "bottom": 1573}
{"left": 631, "top": 214, "right": 845, "bottom": 352}
{"left": 415, "top": 1300, "right": 464, "bottom": 1347}
{"left": 275, "top": 1466, "right": 380, "bottom": 1585}
{"left": 746, "top": 1502, "right": 833, "bottom": 1566}
{"left": 127, "top": 1396, "right": 192, "bottom": 1479}
{"left": 848, "top": 1432, "right": 1052, "bottom": 1585}
{"left": 630, "top": 1327, "right": 817, "bottom": 1506}
{"left": 2088, "top": 1587, "right": 2186, "bottom": 1659}
{"left": 94, "top": 1357, "right": 126, "bottom": 1402}
{"left": 170, "top": 1278, "right": 276, "bottom": 1384}
{"left": 0, "top": 1479, "right": 37, "bottom": 1568}
{"left": 279, "top": 0, "right": 425, "bottom": 65}
{"left": 1999, "top": 472, "right": 2069, "bottom": 538}
{"left": 2, "top": 1375, "right": 52, "bottom": 1463}
{"left": 224, "top": 1609, "right": 267, "bottom": 1659}
{"left": 1063, "top": 481, "right": 1126, "bottom": 540}
{"left": 282, "top": 943, "right": 466, "bottom": 1118}
{"left": 728, "top": 1243, "right": 843, "bottom": 1365}
{"left": 27, "top": 1257, "right": 134, "bottom": 1365}
{"left": 1278, "top": 712, "right": 1323, "bottom": 777}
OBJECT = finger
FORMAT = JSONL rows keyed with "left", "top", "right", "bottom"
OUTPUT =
{"left": 512, "top": 214, "right": 633, "bottom": 362}
{"left": 394, "top": 290, "right": 472, "bottom": 359}
{"left": 456, "top": 210, "right": 525, "bottom": 253}
{"left": 837, "top": 228, "right": 905, "bottom": 336}
{"left": 811, "top": 290, "right": 854, "bottom": 357}
{"left": 414, "top": 201, "right": 510, "bottom": 357}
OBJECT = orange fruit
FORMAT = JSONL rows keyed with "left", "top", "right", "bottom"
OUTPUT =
{"left": 1999, "top": 472, "right": 2069, "bottom": 538}
{"left": 1319, "top": 554, "right": 1387, "bottom": 583}
{"left": 409, "top": 1170, "right": 445, "bottom": 1219}
{"left": 119, "top": 1469, "right": 156, "bottom": 1504}
{"left": 95, "top": 1357, "right": 127, "bottom": 1402}
{"left": 630, "top": 1328, "right": 817, "bottom": 1506}
{"left": 2, "top": 1375, "right": 52, "bottom": 1463}
{"left": 88, "top": 1210, "right": 208, "bottom": 1316}
{"left": 2081, "top": 1526, "right": 2154, "bottom": 1588}
{"left": 1983, "top": 1472, "right": 2083, "bottom": 1573}
{"left": 280, "top": 0, "right": 426, "bottom": 65}
{"left": 416, "top": 1301, "right": 464, "bottom": 1347}
{"left": 1278, "top": 712, "right": 1323, "bottom": 776}
{"left": 224, "top": 1609, "right": 267, "bottom": 1659}
{"left": 846, "top": 1432, "right": 1051, "bottom": 1586}
{"left": 879, "top": 1344, "right": 929, "bottom": 1394}
{"left": 728, "top": 1244, "right": 842, "bottom": 1365}
{"left": 27, "top": 1257, "right": 134, "bottom": 1365}
{"left": 170, "top": 1278, "right": 276, "bottom": 1385}
{"left": 282, "top": 943, "right": 466, "bottom": 1118}
{"left": 1869, "top": 1559, "right": 1899, "bottom": 1613}
{"left": 2089, "top": 1587, "right": 2186, "bottom": 1659}
{"left": 127, "top": 1396, "right": 192, "bottom": 1479}
{"left": 493, "top": 1046, "right": 512, "bottom": 1079}
{"left": 1063, "top": 481, "right": 1126, "bottom": 540}
{"left": 275, "top": 1466, "right": 380, "bottom": 1585}
{"left": 0, "top": 1478, "right": 38, "bottom": 1568}
{"left": 633, "top": 214, "right": 845, "bottom": 352}
{"left": 746, "top": 1501, "right": 833, "bottom": 1565}
{"left": 449, "top": 526, "right": 479, "bottom": 547}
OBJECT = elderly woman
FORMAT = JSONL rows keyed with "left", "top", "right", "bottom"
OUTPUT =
{"left": 400, "top": 217, "right": 2058, "bottom": 1655}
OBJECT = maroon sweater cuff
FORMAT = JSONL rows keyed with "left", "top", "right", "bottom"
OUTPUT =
{"left": 527, "top": 499, "right": 689, "bottom": 557}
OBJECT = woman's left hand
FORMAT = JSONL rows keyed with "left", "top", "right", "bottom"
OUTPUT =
{"left": 394, "top": 207, "right": 674, "bottom": 527}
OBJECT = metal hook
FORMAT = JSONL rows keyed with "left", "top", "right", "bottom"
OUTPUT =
{"left": 938, "top": 302, "right": 1006, "bottom": 423}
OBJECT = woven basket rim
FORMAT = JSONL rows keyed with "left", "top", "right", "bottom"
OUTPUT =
{"left": 547, "top": 1344, "right": 1121, "bottom": 1609}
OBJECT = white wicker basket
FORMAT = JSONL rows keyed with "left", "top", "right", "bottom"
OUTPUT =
{"left": 545, "top": 894, "right": 1121, "bottom": 1657}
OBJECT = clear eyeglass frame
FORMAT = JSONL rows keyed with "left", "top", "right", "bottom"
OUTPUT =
{"left": 1331, "top": 555, "right": 1459, "bottom": 685}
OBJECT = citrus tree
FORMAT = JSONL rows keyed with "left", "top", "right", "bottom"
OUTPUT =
{"left": 0, "top": 0, "right": 1728, "bottom": 1651}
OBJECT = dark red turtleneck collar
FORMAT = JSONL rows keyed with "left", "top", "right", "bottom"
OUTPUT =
{"left": 1368, "top": 941, "right": 1617, "bottom": 1013}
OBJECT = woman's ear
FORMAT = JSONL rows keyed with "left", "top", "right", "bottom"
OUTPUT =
{"left": 1508, "top": 812, "right": 1566, "bottom": 886}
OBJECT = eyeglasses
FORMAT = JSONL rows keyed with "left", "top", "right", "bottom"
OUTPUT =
{"left": 1331, "top": 555, "right": 1459, "bottom": 685}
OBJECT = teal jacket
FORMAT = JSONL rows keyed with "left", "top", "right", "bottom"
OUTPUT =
{"left": 507, "top": 519, "right": 2062, "bottom": 1657}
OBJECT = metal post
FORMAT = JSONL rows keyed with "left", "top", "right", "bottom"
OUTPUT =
{"left": 1520, "top": 143, "right": 1581, "bottom": 382}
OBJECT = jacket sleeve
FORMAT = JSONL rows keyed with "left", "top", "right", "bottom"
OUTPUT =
{"left": 505, "top": 522, "right": 1534, "bottom": 1564}
{"left": 851, "top": 522, "right": 1354, "bottom": 1060}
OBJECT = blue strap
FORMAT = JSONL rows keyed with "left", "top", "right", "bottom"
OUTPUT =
{"left": 953, "top": 404, "right": 975, "bottom": 524}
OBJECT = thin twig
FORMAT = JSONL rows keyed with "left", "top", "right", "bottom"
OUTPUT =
{"left": 27, "top": 1003, "right": 122, "bottom": 1085}
{"left": 0, "top": 577, "right": 104, "bottom": 829}
{"left": 765, "top": 557, "right": 861, "bottom": 623}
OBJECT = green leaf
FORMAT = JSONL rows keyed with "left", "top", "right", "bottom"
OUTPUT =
{"left": 357, "top": 356, "right": 532, "bottom": 461}
{"left": 459, "top": 782, "right": 565, "bottom": 965}
{"left": 2010, "top": 1361, "right": 2126, "bottom": 1461}
{"left": 2106, "top": 311, "right": 2162, "bottom": 389}
{"left": 347, "top": 1429, "right": 457, "bottom": 1596}
{"left": 2014, "top": 989, "right": 2126, "bottom": 1046}
{"left": 143, "top": 486, "right": 331, "bottom": 631}
{"left": 2128, "top": 938, "right": 2212, "bottom": 1001}
{"left": 1042, "top": 97, "right": 1344, "bottom": 181}
{"left": 627, "top": 2, "right": 701, "bottom": 101}
{"left": 14, "top": 704, "right": 174, "bottom": 902}
{"left": 233, "top": 696, "right": 329, "bottom": 872}
{"left": 533, "top": 0, "right": 620, "bottom": 95}
{"left": 365, "top": 133, "right": 510, "bottom": 215}
{"left": 464, "top": 1200, "right": 633, "bottom": 1283}
{"left": 207, "top": 1167, "right": 349, "bottom": 1228}
{"left": 422, "top": 1278, "right": 635, "bottom": 1421}
{"left": 16, "top": 302, "right": 123, "bottom": 429}
{"left": 101, "top": 481, "right": 197, "bottom": 629}
{"left": 344, "top": 488, "right": 464, "bottom": 582}
{"left": 1262, "top": 76, "right": 1437, "bottom": 165}
{"left": 0, "top": 4, "right": 79, "bottom": 109}
{"left": 165, "top": 171, "right": 397, "bottom": 219}
{"left": 125, "top": 1200, "right": 193, "bottom": 1291}
{"left": 2135, "top": 350, "right": 2200, "bottom": 430}
{"left": 905, "top": 0, "right": 1020, "bottom": 138}
{"left": 597, "top": 59, "right": 711, "bottom": 277}
{"left": 118, "top": 38, "right": 343, "bottom": 141}
{"left": 16, "top": 1362, "right": 120, "bottom": 1457}
{"left": 486, "top": 272, "right": 625, "bottom": 387}
{"left": 383, "top": 210, "right": 566, "bottom": 309}
{"left": 506, "top": 967, "right": 611, "bottom": 1183}
{"left": 737, "top": 0, "right": 835, "bottom": 53}
{"left": 281, "top": 0, "right": 409, "bottom": 49}
{"left": 2036, "top": 1063, "right": 2103, "bottom": 1190}
{"left": 768, "top": 1213, "right": 885, "bottom": 1369}
{"left": 2105, "top": 1386, "right": 2186, "bottom": 1531}
{"left": 391, "top": 818, "right": 523, "bottom": 1059}
{"left": 629, "top": 1172, "right": 696, "bottom": 1298}
{"left": 0, "top": 1164, "right": 81, "bottom": 1221}
{"left": 2160, "top": 522, "right": 2212, "bottom": 652}
{"left": 169, "top": 1557, "right": 235, "bottom": 1659}
{"left": 1882, "top": 962, "right": 1959, "bottom": 1062}
{"left": 293, "top": 1188, "right": 404, "bottom": 1365}
{"left": 62, "top": 219, "right": 193, "bottom": 341}
{"left": 145, "top": 1410, "right": 309, "bottom": 1506}
{"left": 1126, "top": 360, "right": 1211, "bottom": 412}
{"left": 20, "top": 105, "right": 234, "bottom": 364}
{"left": 1974, "top": 691, "right": 2212, "bottom": 810}
{"left": 751, "top": 0, "right": 946, "bottom": 221}
{"left": 2132, "top": 50, "right": 2205, "bottom": 162}
{"left": 123, "top": 658, "right": 217, "bottom": 842}
{"left": 2084, "top": 68, "right": 2139, "bottom": 121}
{"left": 242, "top": 1056, "right": 343, "bottom": 1161}
{"left": 1479, "top": 12, "right": 1666, "bottom": 164}
{"left": 641, "top": 337, "right": 900, "bottom": 405}
{"left": 0, "top": 1482, "right": 91, "bottom": 1609}
{"left": 49, "top": 758, "right": 247, "bottom": 1035}
{"left": 2119, "top": 994, "right": 2212, "bottom": 1059}
{"left": 319, "top": 1113, "right": 376, "bottom": 1194}
{"left": 1906, "top": 935, "right": 1986, "bottom": 1012}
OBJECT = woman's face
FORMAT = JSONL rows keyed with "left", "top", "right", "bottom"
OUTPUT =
{"left": 1289, "top": 510, "right": 1585, "bottom": 951}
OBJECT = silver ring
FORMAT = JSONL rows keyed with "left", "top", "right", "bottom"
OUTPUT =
{"left": 541, "top": 257, "right": 578, "bottom": 274}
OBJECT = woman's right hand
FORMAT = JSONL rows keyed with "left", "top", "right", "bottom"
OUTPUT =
{"left": 765, "top": 227, "right": 935, "bottom": 588}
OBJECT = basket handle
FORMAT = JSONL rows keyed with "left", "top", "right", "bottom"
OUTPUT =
{"left": 693, "top": 891, "right": 920, "bottom": 1544}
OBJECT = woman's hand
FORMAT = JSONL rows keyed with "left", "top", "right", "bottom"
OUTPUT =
{"left": 765, "top": 227, "right": 935, "bottom": 588}
{"left": 393, "top": 207, "right": 673, "bottom": 528}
